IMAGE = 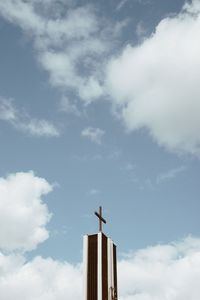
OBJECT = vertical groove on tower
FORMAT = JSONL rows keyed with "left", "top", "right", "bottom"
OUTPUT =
{"left": 98, "top": 232, "right": 102, "bottom": 300}
{"left": 102, "top": 233, "right": 108, "bottom": 300}
{"left": 113, "top": 244, "right": 118, "bottom": 300}
{"left": 83, "top": 235, "right": 88, "bottom": 300}
{"left": 87, "top": 234, "right": 98, "bottom": 300}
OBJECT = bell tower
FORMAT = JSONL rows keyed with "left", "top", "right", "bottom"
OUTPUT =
{"left": 83, "top": 206, "right": 118, "bottom": 300}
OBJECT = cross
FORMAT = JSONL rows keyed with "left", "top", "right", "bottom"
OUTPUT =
{"left": 94, "top": 206, "right": 106, "bottom": 232}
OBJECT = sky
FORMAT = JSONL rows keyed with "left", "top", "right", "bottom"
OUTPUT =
{"left": 1, "top": 0, "right": 200, "bottom": 299}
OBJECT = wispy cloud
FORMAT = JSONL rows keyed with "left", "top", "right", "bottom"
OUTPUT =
{"left": 59, "top": 96, "right": 81, "bottom": 116}
{"left": 124, "top": 162, "right": 135, "bottom": 171}
{"left": 0, "top": 97, "right": 60, "bottom": 137}
{"left": 136, "top": 21, "right": 148, "bottom": 38}
{"left": 116, "top": 0, "right": 129, "bottom": 11}
{"left": 116, "top": 0, "right": 151, "bottom": 10}
{"left": 81, "top": 127, "right": 105, "bottom": 144}
{"left": 88, "top": 188, "right": 100, "bottom": 196}
{"left": 133, "top": 165, "right": 186, "bottom": 190}
{"left": 156, "top": 166, "right": 186, "bottom": 184}
{"left": 107, "top": 149, "right": 121, "bottom": 160}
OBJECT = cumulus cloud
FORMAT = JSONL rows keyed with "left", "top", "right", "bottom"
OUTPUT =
{"left": 118, "top": 236, "right": 200, "bottom": 300}
{"left": 0, "top": 0, "right": 125, "bottom": 105}
{"left": 81, "top": 127, "right": 105, "bottom": 144}
{"left": 1, "top": 237, "right": 200, "bottom": 299}
{"left": 0, "top": 97, "right": 60, "bottom": 137}
{"left": 0, "top": 171, "right": 52, "bottom": 252}
{"left": 0, "top": 254, "right": 82, "bottom": 300}
{"left": 0, "top": 170, "right": 200, "bottom": 299}
{"left": 106, "top": 0, "right": 200, "bottom": 156}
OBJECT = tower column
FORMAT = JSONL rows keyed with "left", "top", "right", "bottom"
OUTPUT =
{"left": 98, "top": 232, "right": 102, "bottom": 300}
{"left": 83, "top": 207, "right": 118, "bottom": 300}
{"left": 83, "top": 233, "right": 118, "bottom": 300}
{"left": 83, "top": 235, "right": 88, "bottom": 300}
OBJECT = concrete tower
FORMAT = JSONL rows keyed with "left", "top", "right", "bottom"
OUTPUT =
{"left": 83, "top": 207, "right": 118, "bottom": 300}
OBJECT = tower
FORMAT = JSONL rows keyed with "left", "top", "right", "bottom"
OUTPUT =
{"left": 83, "top": 207, "right": 118, "bottom": 300}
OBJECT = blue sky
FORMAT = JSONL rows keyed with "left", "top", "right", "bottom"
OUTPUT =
{"left": 1, "top": 1, "right": 200, "bottom": 299}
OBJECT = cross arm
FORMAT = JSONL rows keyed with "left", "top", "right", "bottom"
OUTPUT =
{"left": 95, "top": 211, "right": 106, "bottom": 224}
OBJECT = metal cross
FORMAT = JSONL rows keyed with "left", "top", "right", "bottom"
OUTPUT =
{"left": 94, "top": 206, "right": 106, "bottom": 232}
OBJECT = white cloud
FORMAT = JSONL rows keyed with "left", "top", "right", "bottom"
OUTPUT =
{"left": 22, "top": 119, "right": 60, "bottom": 137}
{"left": 81, "top": 127, "right": 105, "bottom": 144}
{"left": 59, "top": 96, "right": 81, "bottom": 116}
{"left": 0, "top": 98, "right": 16, "bottom": 121}
{"left": 0, "top": 254, "right": 82, "bottom": 300}
{"left": 0, "top": 171, "right": 52, "bottom": 252}
{"left": 88, "top": 188, "right": 100, "bottom": 196}
{"left": 184, "top": 0, "right": 200, "bottom": 14}
{"left": 0, "top": 1, "right": 125, "bottom": 105}
{"left": 1, "top": 237, "right": 200, "bottom": 299}
{"left": 0, "top": 171, "right": 199, "bottom": 299}
{"left": 106, "top": 0, "right": 200, "bottom": 156}
{"left": 116, "top": 0, "right": 129, "bottom": 11}
{"left": 116, "top": 0, "right": 151, "bottom": 11}
{"left": 118, "top": 236, "right": 200, "bottom": 300}
{"left": 0, "top": 97, "right": 60, "bottom": 137}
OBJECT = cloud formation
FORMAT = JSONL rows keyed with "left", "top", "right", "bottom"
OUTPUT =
{"left": 0, "top": 97, "right": 60, "bottom": 137}
{"left": 0, "top": 171, "right": 200, "bottom": 299}
{"left": 119, "top": 236, "right": 200, "bottom": 300}
{"left": 1, "top": 0, "right": 200, "bottom": 157}
{"left": 116, "top": 0, "right": 130, "bottom": 11}
{"left": 0, "top": 0, "right": 125, "bottom": 105}
{"left": 107, "top": 0, "right": 200, "bottom": 156}
{"left": 156, "top": 165, "right": 186, "bottom": 184}
{"left": 0, "top": 254, "right": 82, "bottom": 300}
{"left": 81, "top": 127, "right": 105, "bottom": 144}
{"left": 1, "top": 235, "right": 200, "bottom": 299}
{"left": 0, "top": 171, "right": 52, "bottom": 252}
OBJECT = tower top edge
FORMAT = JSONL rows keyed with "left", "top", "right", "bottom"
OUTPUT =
{"left": 83, "top": 232, "right": 117, "bottom": 245}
